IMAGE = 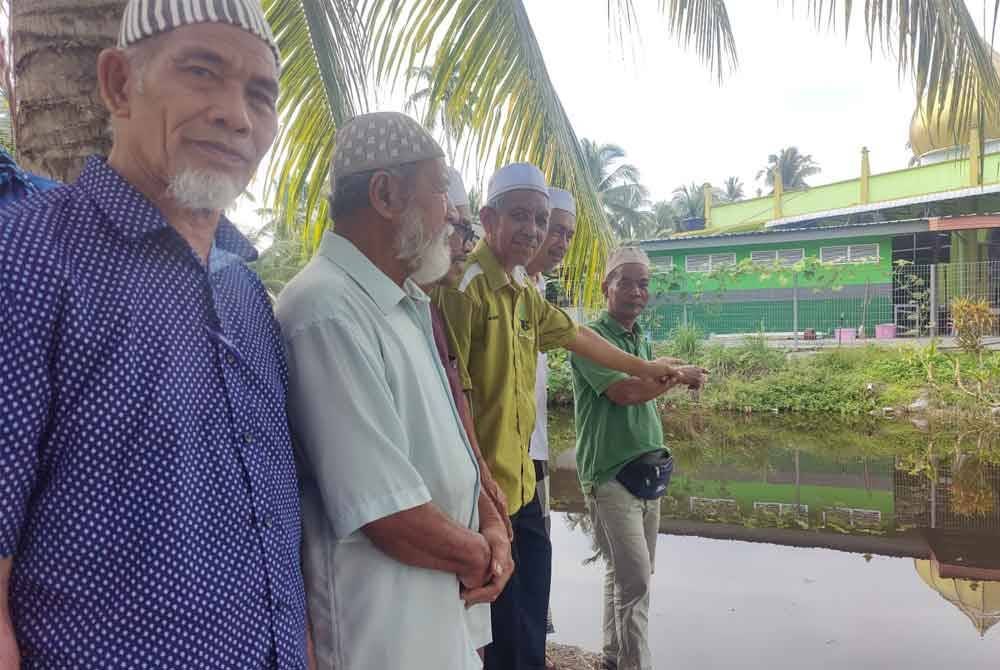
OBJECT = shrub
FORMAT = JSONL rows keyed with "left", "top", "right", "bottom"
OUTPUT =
{"left": 546, "top": 349, "right": 574, "bottom": 406}
{"left": 662, "top": 324, "right": 704, "bottom": 361}
{"left": 951, "top": 297, "right": 995, "bottom": 359}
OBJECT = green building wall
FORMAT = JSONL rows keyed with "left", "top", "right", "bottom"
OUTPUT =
{"left": 641, "top": 234, "right": 895, "bottom": 339}
{"left": 690, "top": 151, "right": 1000, "bottom": 236}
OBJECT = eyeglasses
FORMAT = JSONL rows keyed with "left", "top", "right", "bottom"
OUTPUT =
{"left": 454, "top": 219, "right": 479, "bottom": 245}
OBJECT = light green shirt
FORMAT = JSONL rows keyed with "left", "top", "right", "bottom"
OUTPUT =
{"left": 276, "top": 232, "right": 486, "bottom": 669}
{"left": 571, "top": 311, "right": 666, "bottom": 494}
{"left": 435, "top": 242, "right": 577, "bottom": 515}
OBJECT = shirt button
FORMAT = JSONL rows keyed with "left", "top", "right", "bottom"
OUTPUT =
{"left": 242, "top": 432, "right": 254, "bottom": 445}
{"left": 263, "top": 515, "right": 273, "bottom": 529}
{"left": 226, "top": 352, "right": 237, "bottom": 366}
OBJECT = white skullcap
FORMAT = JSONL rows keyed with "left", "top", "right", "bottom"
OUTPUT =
{"left": 447, "top": 167, "right": 469, "bottom": 208}
{"left": 118, "top": 0, "right": 280, "bottom": 67}
{"left": 330, "top": 112, "right": 444, "bottom": 189}
{"left": 486, "top": 162, "right": 548, "bottom": 205}
{"left": 548, "top": 187, "right": 575, "bottom": 216}
{"left": 605, "top": 246, "right": 650, "bottom": 279}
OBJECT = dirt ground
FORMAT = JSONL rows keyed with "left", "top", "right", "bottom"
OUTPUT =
{"left": 547, "top": 641, "right": 601, "bottom": 670}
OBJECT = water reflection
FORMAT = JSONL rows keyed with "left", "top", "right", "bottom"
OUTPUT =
{"left": 547, "top": 408, "right": 1000, "bottom": 664}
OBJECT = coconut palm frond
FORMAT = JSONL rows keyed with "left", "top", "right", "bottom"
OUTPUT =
{"left": 808, "top": 0, "right": 1000, "bottom": 144}
{"left": 262, "top": 0, "right": 369, "bottom": 244}
{"left": 367, "top": 0, "right": 613, "bottom": 304}
{"left": 661, "top": 0, "right": 739, "bottom": 83}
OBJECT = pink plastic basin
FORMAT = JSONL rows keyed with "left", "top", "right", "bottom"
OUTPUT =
{"left": 875, "top": 323, "right": 896, "bottom": 339}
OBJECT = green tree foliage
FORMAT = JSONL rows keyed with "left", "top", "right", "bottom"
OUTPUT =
{"left": 757, "top": 146, "right": 821, "bottom": 191}
{"left": 720, "top": 175, "right": 744, "bottom": 202}
{"left": 261, "top": 0, "right": 1000, "bottom": 303}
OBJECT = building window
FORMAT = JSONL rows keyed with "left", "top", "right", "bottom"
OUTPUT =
{"left": 820, "top": 244, "right": 880, "bottom": 264}
{"left": 686, "top": 253, "right": 736, "bottom": 273}
{"left": 778, "top": 249, "right": 805, "bottom": 266}
{"left": 750, "top": 249, "right": 804, "bottom": 267}
{"left": 652, "top": 256, "right": 674, "bottom": 270}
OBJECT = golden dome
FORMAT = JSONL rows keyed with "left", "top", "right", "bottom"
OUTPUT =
{"left": 915, "top": 559, "right": 1000, "bottom": 638}
{"left": 909, "top": 51, "right": 1000, "bottom": 157}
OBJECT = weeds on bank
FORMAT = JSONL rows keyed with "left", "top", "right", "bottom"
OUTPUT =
{"left": 546, "top": 319, "right": 1000, "bottom": 415}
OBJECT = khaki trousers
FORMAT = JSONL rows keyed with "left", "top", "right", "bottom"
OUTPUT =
{"left": 586, "top": 479, "right": 659, "bottom": 670}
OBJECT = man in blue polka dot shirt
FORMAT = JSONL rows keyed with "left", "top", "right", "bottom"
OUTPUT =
{"left": 0, "top": 1, "right": 310, "bottom": 668}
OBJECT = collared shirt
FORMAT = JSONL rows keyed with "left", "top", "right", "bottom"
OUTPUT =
{"left": 0, "top": 148, "right": 57, "bottom": 207}
{"left": 277, "top": 232, "right": 484, "bottom": 670}
{"left": 428, "top": 302, "right": 493, "bottom": 651}
{"left": 436, "top": 242, "right": 577, "bottom": 516}
{"left": 528, "top": 275, "right": 549, "bottom": 461}
{"left": 0, "top": 157, "right": 307, "bottom": 669}
{"left": 571, "top": 311, "right": 666, "bottom": 494}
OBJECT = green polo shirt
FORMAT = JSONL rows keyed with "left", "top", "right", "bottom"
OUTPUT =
{"left": 571, "top": 311, "right": 665, "bottom": 494}
{"left": 435, "top": 242, "right": 578, "bottom": 515}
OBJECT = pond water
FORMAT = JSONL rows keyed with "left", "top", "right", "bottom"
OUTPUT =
{"left": 545, "top": 407, "right": 1000, "bottom": 668}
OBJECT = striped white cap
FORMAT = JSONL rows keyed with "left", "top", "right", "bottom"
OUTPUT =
{"left": 117, "top": 0, "right": 280, "bottom": 67}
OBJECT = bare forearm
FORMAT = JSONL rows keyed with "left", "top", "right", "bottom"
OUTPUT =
{"left": 478, "top": 488, "right": 504, "bottom": 533}
{"left": 0, "top": 557, "right": 18, "bottom": 670}
{"left": 566, "top": 327, "right": 664, "bottom": 378}
{"left": 606, "top": 377, "right": 679, "bottom": 406}
{"left": 362, "top": 503, "right": 489, "bottom": 582}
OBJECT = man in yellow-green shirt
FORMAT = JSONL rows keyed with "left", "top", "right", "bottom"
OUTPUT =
{"left": 437, "top": 162, "right": 681, "bottom": 670}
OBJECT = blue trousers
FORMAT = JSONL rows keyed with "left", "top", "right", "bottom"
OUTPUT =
{"left": 485, "top": 493, "right": 552, "bottom": 670}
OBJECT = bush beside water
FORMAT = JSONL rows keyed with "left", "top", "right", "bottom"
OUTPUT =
{"left": 546, "top": 328, "right": 1000, "bottom": 416}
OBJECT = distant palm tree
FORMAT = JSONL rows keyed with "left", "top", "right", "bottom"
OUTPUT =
{"left": 720, "top": 176, "right": 744, "bottom": 202}
{"left": 405, "top": 66, "right": 474, "bottom": 165}
{"left": 672, "top": 182, "right": 707, "bottom": 221}
{"left": 757, "top": 147, "right": 821, "bottom": 192}
{"left": 255, "top": 0, "right": 1000, "bottom": 300}
{"left": 581, "top": 139, "right": 649, "bottom": 240}
{"left": 649, "top": 200, "right": 677, "bottom": 237}
{"left": 604, "top": 185, "right": 652, "bottom": 240}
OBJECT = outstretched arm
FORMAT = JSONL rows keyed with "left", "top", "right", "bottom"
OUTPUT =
{"left": 565, "top": 327, "right": 678, "bottom": 380}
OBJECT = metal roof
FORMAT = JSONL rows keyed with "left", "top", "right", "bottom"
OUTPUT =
{"left": 639, "top": 218, "right": 929, "bottom": 252}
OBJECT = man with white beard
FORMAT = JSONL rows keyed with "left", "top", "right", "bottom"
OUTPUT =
{"left": 0, "top": 2, "right": 310, "bottom": 668}
{"left": 276, "top": 111, "right": 513, "bottom": 670}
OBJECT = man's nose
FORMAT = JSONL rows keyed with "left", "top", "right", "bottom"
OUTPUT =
{"left": 211, "top": 89, "right": 252, "bottom": 136}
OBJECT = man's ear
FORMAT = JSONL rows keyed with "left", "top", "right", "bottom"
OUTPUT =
{"left": 97, "top": 49, "right": 135, "bottom": 123}
{"left": 479, "top": 206, "right": 497, "bottom": 241}
{"left": 601, "top": 278, "right": 610, "bottom": 299}
{"left": 368, "top": 171, "right": 407, "bottom": 221}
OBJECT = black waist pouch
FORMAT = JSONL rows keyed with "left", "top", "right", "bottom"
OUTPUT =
{"left": 615, "top": 449, "right": 674, "bottom": 500}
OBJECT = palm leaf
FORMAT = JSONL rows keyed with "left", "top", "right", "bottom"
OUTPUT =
{"left": 367, "top": 0, "right": 613, "bottom": 304}
{"left": 808, "top": 1, "right": 1000, "bottom": 148}
{"left": 262, "top": 0, "right": 368, "bottom": 241}
{"left": 608, "top": 0, "right": 738, "bottom": 82}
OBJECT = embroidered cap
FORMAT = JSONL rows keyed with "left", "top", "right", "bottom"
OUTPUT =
{"left": 548, "top": 187, "right": 575, "bottom": 216}
{"left": 117, "top": 0, "right": 281, "bottom": 67}
{"left": 605, "top": 245, "right": 650, "bottom": 280}
{"left": 329, "top": 112, "right": 445, "bottom": 192}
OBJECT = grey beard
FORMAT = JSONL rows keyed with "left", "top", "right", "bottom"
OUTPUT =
{"left": 168, "top": 169, "right": 243, "bottom": 212}
{"left": 397, "top": 206, "right": 453, "bottom": 285}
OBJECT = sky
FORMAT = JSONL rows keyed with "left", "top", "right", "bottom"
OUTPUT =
{"left": 520, "top": 0, "right": 919, "bottom": 203}
{"left": 238, "top": 1, "right": 997, "bottom": 233}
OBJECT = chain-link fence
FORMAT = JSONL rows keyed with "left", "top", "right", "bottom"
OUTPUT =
{"left": 568, "top": 260, "right": 1000, "bottom": 343}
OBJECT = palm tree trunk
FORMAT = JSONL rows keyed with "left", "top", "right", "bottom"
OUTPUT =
{"left": 12, "top": 0, "right": 126, "bottom": 182}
